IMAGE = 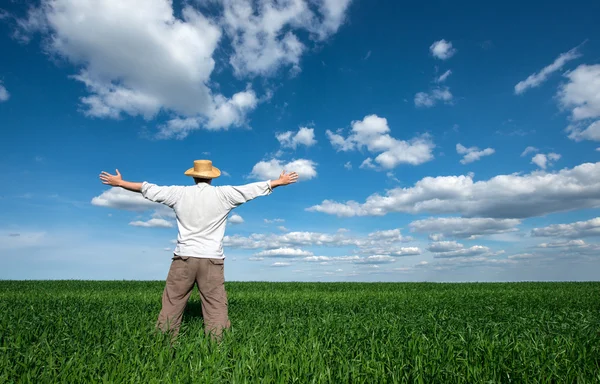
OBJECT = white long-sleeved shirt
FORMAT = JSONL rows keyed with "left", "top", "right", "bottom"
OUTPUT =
{"left": 141, "top": 181, "right": 273, "bottom": 259}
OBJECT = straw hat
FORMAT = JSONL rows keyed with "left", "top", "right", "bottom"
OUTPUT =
{"left": 184, "top": 160, "right": 221, "bottom": 179}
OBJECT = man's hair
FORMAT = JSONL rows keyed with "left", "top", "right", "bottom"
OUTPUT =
{"left": 193, "top": 177, "right": 211, "bottom": 184}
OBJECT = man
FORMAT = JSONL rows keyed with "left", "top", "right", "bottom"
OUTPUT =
{"left": 99, "top": 159, "right": 298, "bottom": 340}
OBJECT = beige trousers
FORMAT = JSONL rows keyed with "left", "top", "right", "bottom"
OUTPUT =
{"left": 156, "top": 255, "right": 230, "bottom": 340}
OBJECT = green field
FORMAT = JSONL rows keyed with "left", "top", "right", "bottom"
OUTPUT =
{"left": 1, "top": 281, "right": 599, "bottom": 383}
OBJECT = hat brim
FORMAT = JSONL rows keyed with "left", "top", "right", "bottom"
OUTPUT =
{"left": 184, "top": 166, "right": 221, "bottom": 179}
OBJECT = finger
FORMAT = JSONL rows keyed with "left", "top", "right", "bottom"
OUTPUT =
{"left": 101, "top": 171, "right": 112, "bottom": 176}
{"left": 116, "top": 169, "right": 121, "bottom": 177}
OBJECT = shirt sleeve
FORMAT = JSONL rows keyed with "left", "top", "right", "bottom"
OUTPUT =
{"left": 140, "top": 182, "right": 184, "bottom": 208}
{"left": 217, "top": 181, "right": 273, "bottom": 209}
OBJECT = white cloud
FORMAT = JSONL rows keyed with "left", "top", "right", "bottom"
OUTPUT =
{"left": 367, "top": 229, "right": 409, "bottom": 242}
{"left": 435, "top": 70, "right": 452, "bottom": 83}
{"left": 521, "top": 146, "right": 539, "bottom": 157}
{"left": 388, "top": 247, "right": 421, "bottom": 256}
{"left": 221, "top": 0, "right": 352, "bottom": 76}
{"left": 307, "top": 161, "right": 600, "bottom": 219}
{"left": 15, "top": 0, "right": 232, "bottom": 129}
{"left": 91, "top": 188, "right": 159, "bottom": 211}
{"left": 531, "top": 153, "right": 561, "bottom": 169}
{"left": 224, "top": 228, "right": 413, "bottom": 259}
{"left": 229, "top": 213, "right": 244, "bottom": 224}
{"left": 224, "top": 230, "right": 359, "bottom": 249}
{"left": 536, "top": 239, "right": 586, "bottom": 248}
{"left": 567, "top": 120, "right": 600, "bottom": 142}
{"left": 255, "top": 247, "right": 313, "bottom": 257}
{"left": 414, "top": 87, "right": 453, "bottom": 108}
{"left": 427, "top": 241, "right": 491, "bottom": 258}
{"left": 326, "top": 114, "right": 435, "bottom": 168}
{"left": 276, "top": 127, "right": 316, "bottom": 149}
{"left": 270, "top": 262, "right": 291, "bottom": 267}
{"left": 303, "top": 255, "right": 360, "bottom": 262}
{"left": 410, "top": 217, "right": 521, "bottom": 239}
{"left": 558, "top": 64, "right": 600, "bottom": 121}
{"left": 533, "top": 239, "right": 600, "bottom": 257}
{"left": 531, "top": 217, "right": 600, "bottom": 238}
{"left": 129, "top": 218, "right": 173, "bottom": 228}
{"left": 344, "top": 161, "right": 352, "bottom": 170}
{"left": 456, "top": 143, "right": 495, "bottom": 164}
{"left": 278, "top": 226, "right": 289, "bottom": 232}
{"left": 0, "top": 81, "right": 9, "bottom": 102}
{"left": 249, "top": 158, "right": 317, "bottom": 181}
{"left": 13, "top": 0, "right": 352, "bottom": 138}
{"left": 354, "top": 255, "right": 396, "bottom": 264}
{"left": 430, "top": 39, "right": 456, "bottom": 60}
{"left": 514, "top": 45, "right": 582, "bottom": 94}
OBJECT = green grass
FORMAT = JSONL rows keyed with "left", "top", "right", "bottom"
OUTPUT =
{"left": 1, "top": 281, "right": 599, "bottom": 383}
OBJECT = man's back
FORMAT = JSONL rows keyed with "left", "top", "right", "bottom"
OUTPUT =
{"left": 141, "top": 180, "right": 273, "bottom": 258}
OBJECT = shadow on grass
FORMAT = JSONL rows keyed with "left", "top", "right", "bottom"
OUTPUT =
{"left": 182, "top": 300, "right": 204, "bottom": 322}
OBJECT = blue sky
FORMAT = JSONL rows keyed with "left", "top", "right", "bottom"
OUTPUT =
{"left": 1, "top": 0, "right": 600, "bottom": 281}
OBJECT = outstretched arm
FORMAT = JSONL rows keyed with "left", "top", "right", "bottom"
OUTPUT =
{"left": 218, "top": 170, "right": 299, "bottom": 208}
{"left": 99, "top": 169, "right": 142, "bottom": 193}
{"left": 269, "top": 171, "right": 299, "bottom": 190}
{"left": 99, "top": 169, "right": 183, "bottom": 207}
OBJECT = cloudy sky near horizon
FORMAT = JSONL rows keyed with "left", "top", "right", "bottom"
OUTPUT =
{"left": 1, "top": 0, "right": 600, "bottom": 282}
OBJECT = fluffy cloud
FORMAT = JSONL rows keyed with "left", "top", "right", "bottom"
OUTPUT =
{"left": 558, "top": 64, "right": 600, "bottom": 142}
{"left": 16, "top": 1, "right": 226, "bottom": 126}
{"left": 276, "top": 127, "right": 316, "bottom": 149}
{"left": 224, "top": 230, "right": 359, "bottom": 249}
{"left": 410, "top": 217, "right": 521, "bottom": 239}
{"left": 514, "top": 45, "right": 581, "bottom": 94}
{"left": 129, "top": 218, "right": 173, "bottom": 228}
{"left": 12, "top": 0, "right": 352, "bottom": 138}
{"left": 536, "top": 239, "right": 586, "bottom": 248}
{"left": 229, "top": 214, "right": 244, "bottom": 224}
{"left": 531, "top": 217, "right": 600, "bottom": 238}
{"left": 307, "top": 161, "right": 600, "bottom": 219}
{"left": 0, "top": 81, "right": 9, "bottom": 102}
{"left": 326, "top": 114, "right": 435, "bottom": 168}
{"left": 427, "top": 241, "right": 491, "bottom": 258}
{"left": 567, "top": 120, "right": 600, "bottom": 142}
{"left": 534, "top": 239, "right": 600, "bottom": 257}
{"left": 221, "top": 0, "right": 352, "bottom": 76}
{"left": 456, "top": 143, "right": 495, "bottom": 164}
{"left": 354, "top": 255, "right": 396, "bottom": 264}
{"left": 531, "top": 153, "right": 561, "bottom": 169}
{"left": 249, "top": 158, "right": 317, "bottom": 181}
{"left": 414, "top": 87, "right": 453, "bottom": 108}
{"left": 558, "top": 64, "right": 600, "bottom": 121}
{"left": 91, "top": 188, "right": 158, "bottom": 211}
{"left": 224, "top": 228, "right": 415, "bottom": 260}
{"left": 255, "top": 247, "right": 313, "bottom": 257}
{"left": 430, "top": 39, "right": 456, "bottom": 60}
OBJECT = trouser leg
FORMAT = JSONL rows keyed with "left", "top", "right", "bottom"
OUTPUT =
{"left": 156, "top": 255, "right": 196, "bottom": 338}
{"left": 197, "top": 258, "right": 230, "bottom": 341}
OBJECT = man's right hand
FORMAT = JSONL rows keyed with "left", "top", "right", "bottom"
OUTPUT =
{"left": 270, "top": 171, "right": 299, "bottom": 189}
